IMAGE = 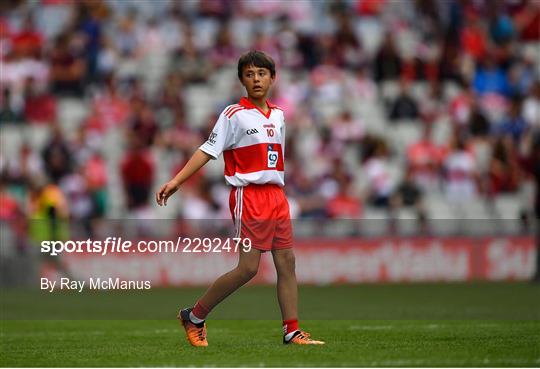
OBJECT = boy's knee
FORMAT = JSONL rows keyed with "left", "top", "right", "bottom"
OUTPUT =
{"left": 237, "top": 264, "right": 258, "bottom": 281}
{"left": 285, "top": 252, "right": 296, "bottom": 269}
{"left": 277, "top": 251, "right": 295, "bottom": 273}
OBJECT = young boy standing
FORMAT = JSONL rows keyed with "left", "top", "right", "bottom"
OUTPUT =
{"left": 156, "top": 50, "right": 324, "bottom": 346}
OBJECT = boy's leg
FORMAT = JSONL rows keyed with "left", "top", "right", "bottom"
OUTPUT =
{"left": 178, "top": 247, "right": 262, "bottom": 347}
{"left": 192, "top": 246, "right": 263, "bottom": 320}
{"left": 272, "top": 247, "right": 324, "bottom": 345}
{"left": 271, "top": 248, "right": 298, "bottom": 320}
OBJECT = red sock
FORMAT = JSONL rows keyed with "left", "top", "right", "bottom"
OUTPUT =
{"left": 192, "top": 301, "right": 210, "bottom": 320}
{"left": 283, "top": 318, "right": 299, "bottom": 335}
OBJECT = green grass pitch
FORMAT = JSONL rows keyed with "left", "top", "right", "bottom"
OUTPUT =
{"left": 1, "top": 283, "right": 539, "bottom": 367}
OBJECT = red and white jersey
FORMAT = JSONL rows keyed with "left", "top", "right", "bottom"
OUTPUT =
{"left": 199, "top": 97, "right": 286, "bottom": 187}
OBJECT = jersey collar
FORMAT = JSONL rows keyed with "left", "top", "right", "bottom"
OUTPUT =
{"left": 239, "top": 97, "right": 276, "bottom": 119}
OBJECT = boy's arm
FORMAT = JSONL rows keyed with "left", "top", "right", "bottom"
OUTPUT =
{"left": 156, "top": 149, "right": 213, "bottom": 206}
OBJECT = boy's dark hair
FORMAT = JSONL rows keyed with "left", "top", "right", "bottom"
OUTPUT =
{"left": 237, "top": 50, "right": 276, "bottom": 80}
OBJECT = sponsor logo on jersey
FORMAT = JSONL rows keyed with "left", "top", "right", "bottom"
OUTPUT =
{"left": 263, "top": 124, "right": 276, "bottom": 128}
{"left": 246, "top": 128, "right": 259, "bottom": 135}
{"left": 267, "top": 144, "right": 278, "bottom": 168}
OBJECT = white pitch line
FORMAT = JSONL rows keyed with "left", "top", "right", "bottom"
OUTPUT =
{"left": 1, "top": 330, "right": 106, "bottom": 337}
{"left": 365, "top": 358, "right": 538, "bottom": 366}
{"left": 348, "top": 322, "right": 513, "bottom": 331}
{"left": 348, "top": 325, "right": 394, "bottom": 330}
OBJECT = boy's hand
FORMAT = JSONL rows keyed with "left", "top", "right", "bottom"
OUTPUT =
{"left": 156, "top": 149, "right": 212, "bottom": 206}
{"left": 156, "top": 180, "right": 179, "bottom": 206}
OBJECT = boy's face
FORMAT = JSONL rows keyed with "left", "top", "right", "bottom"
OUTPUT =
{"left": 240, "top": 65, "right": 274, "bottom": 100}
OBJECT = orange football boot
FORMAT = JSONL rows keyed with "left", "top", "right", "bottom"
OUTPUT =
{"left": 284, "top": 330, "right": 325, "bottom": 345}
{"left": 177, "top": 308, "right": 208, "bottom": 347}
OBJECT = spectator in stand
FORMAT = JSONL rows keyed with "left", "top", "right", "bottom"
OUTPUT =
{"left": 487, "top": 2, "right": 516, "bottom": 46}
{"left": 472, "top": 53, "right": 511, "bottom": 98}
{"left": 388, "top": 80, "right": 419, "bottom": 121}
{"left": 159, "top": 72, "right": 186, "bottom": 113}
{"left": 443, "top": 134, "right": 479, "bottom": 202}
{"left": 332, "top": 13, "right": 364, "bottom": 69}
{"left": 110, "top": 8, "right": 139, "bottom": 59}
{"left": 450, "top": 81, "right": 475, "bottom": 130}
{"left": 28, "top": 175, "right": 69, "bottom": 235}
{"left": 0, "top": 179, "right": 23, "bottom": 221}
{"left": 391, "top": 166, "right": 426, "bottom": 231}
{"left": 319, "top": 157, "right": 353, "bottom": 201}
{"left": 49, "top": 33, "right": 86, "bottom": 96}
{"left": 2, "top": 142, "right": 45, "bottom": 191}
{"left": 522, "top": 80, "right": 540, "bottom": 131}
{"left": 11, "top": 15, "right": 43, "bottom": 59}
{"left": 1, "top": 50, "right": 49, "bottom": 117}
{"left": 364, "top": 139, "right": 394, "bottom": 208}
{"left": 488, "top": 136, "right": 520, "bottom": 196}
{"left": 158, "top": 107, "right": 203, "bottom": 152}
{"left": 514, "top": 0, "right": 540, "bottom": 42}
{"left": 59, "top": 167, "right": 93, "bottom": 235}
{"left": 137, "top": 17, "right": 167, "bottom": 58}
{"left": 406, "top": 124, "right": 445, "bottom": 191}
{"left": 347, "top": 66, "right": 377, "bottom": 102}
{"left": 27, "top": 175, "right": 72, "bottom": 278}
{"left": 288, "top": 168, "right": 327, "bottom": 219}
{"left": 120, "top": 137, "right": 154, "bottom": 211}
{"left": 494, "top": 96, "right": 529, "bottom": 144}
{"left": 467, "top": 103, "right": 491, "bottom": 138}
{"left": 373, "top": 33, "right": 401, "bottom": 82}
{"left": 88, "top": 75, "right": 131, "bottom": 133}
{"left": 460, "top": 10, "right": 488, "bottom": 62}
{"left": 0, "top": 87, "right": 22, "bottom": 123}
{"left": 274, "top": 15, "right": 303, "bottom": 69}
{"left": 419, "top": 81, "right": 445, "bottom": 125}
{"left": 128, "top": 104, "right": 159, "bottom": 148}
{"left": 171, "top": 23, "right": 213, "bottom": 84}
{"left": 96, "top": 36, "right": 118, "bottom": 80}
{"left": 23, "top": 77, "right": 57, "bottom": 124}
{"left": 208, "top": 21, "right": 238, "bottom": 68}
{"left": 72, "top": 123, "right": 102, "bottom": 166}
{"left": 0, "top": 178, "right": 27, "bottom": 252}
{"left": 73, "top": 1, "right": 106, "bottom": 83}
{"left": 326, "top": 176, "right": 362, "bottom": 219}
{"left": 508, "top": 49, "right": 537, "bottom": 96}
{"left": 83, "top": 151, "right": 108, "bottom": 220}
{"left": 330, "top": 110, "right": 364, "bottom": 152}
{"left": 41, "top": 125, "right": 73, "bottom": 184}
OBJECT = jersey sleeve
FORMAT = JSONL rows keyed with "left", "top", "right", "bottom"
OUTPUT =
{"left": 199, "top": 111, "right": 235, "bottom": 159}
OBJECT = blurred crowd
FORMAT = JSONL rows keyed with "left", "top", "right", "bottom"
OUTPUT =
{"left": 0, "top": 0, "right": 539, "bottom": 238}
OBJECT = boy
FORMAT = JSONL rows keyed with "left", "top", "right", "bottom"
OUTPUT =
{"left": 156, "top": 50, "right": 324, "bottom": 346}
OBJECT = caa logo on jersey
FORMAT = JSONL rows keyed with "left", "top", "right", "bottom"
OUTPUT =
{"left": 267, "top": 144, "right": 278, "bottom": 168}
{"left": 246, "top": 128, "right": 259, "bottom": 135}
{"left": 207, "top": 132, "right": 217, "bottom": 145}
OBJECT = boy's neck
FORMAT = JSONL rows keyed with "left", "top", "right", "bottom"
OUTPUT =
{"left": 247, "top": 95, "right": 269, "bottom": 113}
